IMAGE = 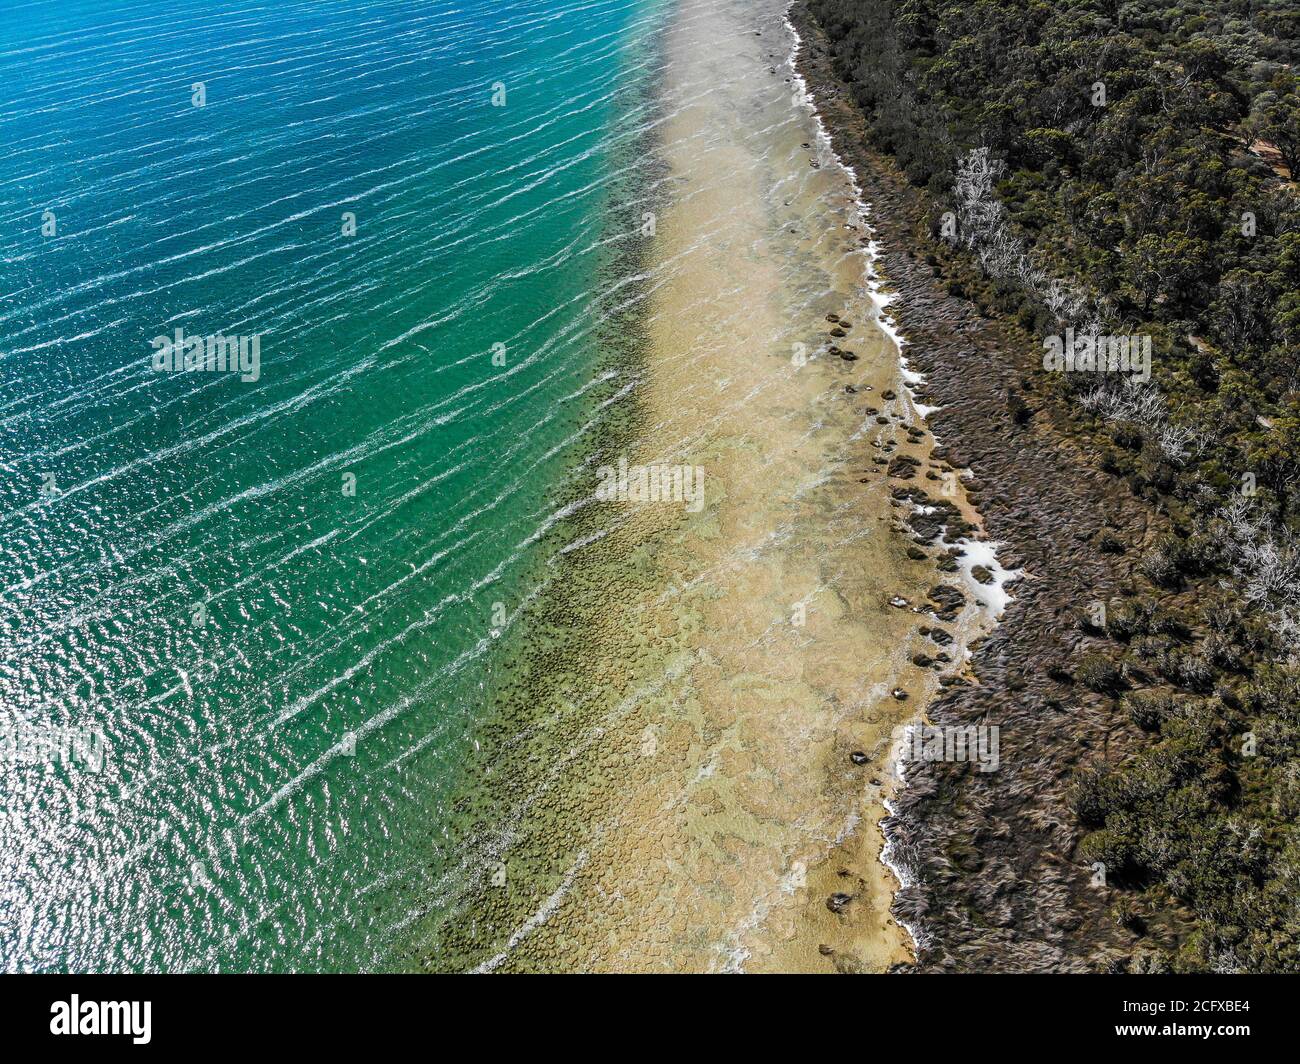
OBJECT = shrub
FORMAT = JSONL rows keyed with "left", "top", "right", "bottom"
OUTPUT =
{"left": 1158, "top": 649, "right": 1215, "bottom": 692}
{"left": 1077, "top": 653, "right": 1126, "bottom": 694}
{"left": 1106, "top": 600, "right": 1153, "bottom": 640}
{"left": 1140, "top": 543, "right": 1182, "bottom": 589}
{"left": 1112, "top": 895, "right": 1147, "bottom": 934}
{"left": 1124, "top": 690, "right": 1179, "bottom": 731}
{"left": 1068, "top": 766, "right": 1111, "bottom": 827}
{"left": 1079, "top": 829, "right": 1135, "bottom": 875}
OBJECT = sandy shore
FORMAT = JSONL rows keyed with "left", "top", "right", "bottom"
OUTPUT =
{"left": 431, "top": 0, "right": 997, "bottom": 973}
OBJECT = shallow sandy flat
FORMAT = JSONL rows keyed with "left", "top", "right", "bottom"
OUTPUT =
{"left": 447, "top": 0, "right": 991, "bottom": 973}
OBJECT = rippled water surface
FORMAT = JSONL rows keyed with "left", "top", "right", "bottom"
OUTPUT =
{"left": 3, "top": 0, "right": 963, "bottom": 973}
{"left": 0, "top": 0, "right": 671, "bottom": 971}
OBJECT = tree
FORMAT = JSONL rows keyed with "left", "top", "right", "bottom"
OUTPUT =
{"left": 1246, "top": 80, "right": 1300, "bottom": 179}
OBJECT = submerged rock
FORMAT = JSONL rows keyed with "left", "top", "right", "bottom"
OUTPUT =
{"left": 928, "top": 585, "right": 966, "bottom": 620}
{"left": 928, "top": 626, "right": 954, "bottom": 646}
{"left": 887, "top": 455, "right": 921, "bottom": 479}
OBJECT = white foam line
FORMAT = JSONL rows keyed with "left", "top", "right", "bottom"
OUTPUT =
{"left": 784, "top": 2, "right": 1015, "bottom": 960}
{"left": 945, "top": 535, "right": 1021, "bottom": 620}
{"left": 784, "top": 9, "right": 932, "bottom": 413}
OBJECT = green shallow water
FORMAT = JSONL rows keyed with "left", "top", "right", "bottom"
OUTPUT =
{"left": 0, "top": 0, "right": 671, "bottom": 972}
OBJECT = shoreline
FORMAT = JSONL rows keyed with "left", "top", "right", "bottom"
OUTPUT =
{"left": 777, "top": 4, "right": 1011, "bottom": 966}
{"left": 434, "top": 0, "right": 1000, "bottom": 973}
{"left": 788, "top": 0, "right": 1168, "bottom": 970}
{"left": 609, "top": 0, "right": 998, "bottom": 972}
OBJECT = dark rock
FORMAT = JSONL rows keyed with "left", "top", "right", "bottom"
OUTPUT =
{"left": 928, "top": 585, "right": 965, "bottom": 612}
{"left": 888, "top": 455, "right": 921, "bottom": 479}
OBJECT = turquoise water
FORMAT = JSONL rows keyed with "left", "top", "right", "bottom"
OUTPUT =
{"left": 0, "top": 0, "right": 667, "bottom": 971}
